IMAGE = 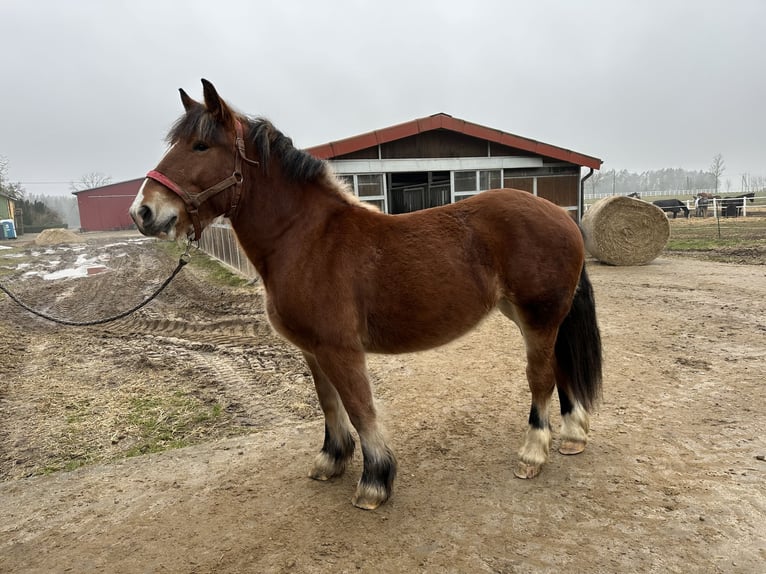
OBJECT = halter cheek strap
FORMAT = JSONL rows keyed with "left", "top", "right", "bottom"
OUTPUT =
{"left": 146, "top": 119, "right": 257, "bottom": 241}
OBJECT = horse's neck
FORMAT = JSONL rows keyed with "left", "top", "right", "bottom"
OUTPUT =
{"left": 230, "top": 176, "right": 338, "bottom": 276}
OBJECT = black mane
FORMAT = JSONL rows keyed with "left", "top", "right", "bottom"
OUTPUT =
{"left": 167, "top": 108, "right": 327, "bottom": 183}
{"left": 247, "top": 118, "right": 328, "bottom": 182}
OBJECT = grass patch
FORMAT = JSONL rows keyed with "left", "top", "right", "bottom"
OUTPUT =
{"left": 124, "top": 392, "right": 226, "bottom": 457}
{"left": 664, "top": 217, "right": 766, "bottom": 263}
{"left": 156, "top": 241, "right": 251, "bottom": 288}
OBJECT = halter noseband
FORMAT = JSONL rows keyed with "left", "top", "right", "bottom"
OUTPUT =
{"left": 146, "top": 119, "right": 258, "bottom": 241}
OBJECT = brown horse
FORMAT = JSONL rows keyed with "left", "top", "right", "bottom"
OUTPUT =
{"left": 130, "top": 80, "right": 603, "bottom": 509}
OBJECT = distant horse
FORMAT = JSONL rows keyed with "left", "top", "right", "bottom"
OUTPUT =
{"left": 627, "top": 192, "right": 641, "bottom": 199}
{"left": 129, "top": 80, "right": 603, "bottom": 509}
{"left": 694, "top": 195, "right": 709, "bottom": 218}
{"left": 653, "top": 199, "right": 690, "bottom": 219}
{"left": 720, "top": 193, "right": 755, "bottom": 218}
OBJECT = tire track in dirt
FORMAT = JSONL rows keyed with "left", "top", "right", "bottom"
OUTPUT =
{"left": 104, "top": 317, "right": 272, "bottom": 346}
{"left": 100, "top": 311, "right": 317, "bottom": 431}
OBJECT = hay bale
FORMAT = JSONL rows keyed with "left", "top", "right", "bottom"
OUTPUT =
{"left": 582, "top": 196, "right": 670, "bottom": 266}
{"left": 33, "top": 228, "right": 84, "bottom": 246}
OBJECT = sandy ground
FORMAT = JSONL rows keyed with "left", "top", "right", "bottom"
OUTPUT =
{"left": 0, "top": 232, "right": 764, "bottom": 573}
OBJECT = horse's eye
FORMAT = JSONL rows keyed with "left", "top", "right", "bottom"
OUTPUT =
{"left": 192, "top": 141, "right": 209, "bottom": 152}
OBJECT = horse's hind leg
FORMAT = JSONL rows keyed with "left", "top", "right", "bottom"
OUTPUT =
{"left": 499, "top": 299, "right": 559, "bottom": 479}
{"left": 515, "top": 326, "right": 558, "bottom": 479}
{"left": 555, "top": 381, "right": 590, "bottom": 455}
{"left": 311, "top": 348, "right": 396, "bottom": 510}
{"left": 303, "top": 353, "right": 355, "bottom": 481}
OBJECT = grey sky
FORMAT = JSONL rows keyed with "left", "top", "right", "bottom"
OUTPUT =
{"left": 1, "top": 0, "right": 764, "bottom": 196}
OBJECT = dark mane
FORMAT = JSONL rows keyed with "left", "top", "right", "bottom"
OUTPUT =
{"left": 167, "top": 108, "right": 328, "bottom": 184}
{"left": 248, "top": 117, "right": 328, "bottom": 182}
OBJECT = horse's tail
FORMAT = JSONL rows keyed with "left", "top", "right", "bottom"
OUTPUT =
{"left": 555, "top": 265, "right": 603, "bottom": 411}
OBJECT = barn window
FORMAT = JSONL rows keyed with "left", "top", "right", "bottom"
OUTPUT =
{"left": 479, "top": 170, "right": 501, "bottom": 191}
{"left": 337, "top": 173, "right": 387, "bottom": 212}
{"left": 453, "top": 170, "right": 501, "bottom": 201}
{"left": 453, "top": 171, "right": 477, "bottom": 200}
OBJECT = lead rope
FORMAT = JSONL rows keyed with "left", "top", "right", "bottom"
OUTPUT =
{"left": 0, "top": 241, "right": 194, "bottom": 327}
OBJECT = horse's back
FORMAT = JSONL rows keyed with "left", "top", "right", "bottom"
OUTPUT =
{"left": 370, "top": 188, "right": 583, "bottom": 288}
{"left": 356, "top": 189, "right": 584, "bottom": 351}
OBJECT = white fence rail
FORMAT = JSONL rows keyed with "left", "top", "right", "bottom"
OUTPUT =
{"left": 584, "top": 194, "right": 765, "bottom": 217}
{"left": 585, "top": 189, "right": 719, "bottom": 200}
{"left": 197, "top": 222, "right": 259, "bottom": 280}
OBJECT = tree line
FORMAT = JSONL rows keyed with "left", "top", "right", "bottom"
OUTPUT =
{"left": 17, "top": 195, "right": 80, "bottom": 229}
{"left": 588, "top": 168, "right": 716, "bottom": 196}
{"left": 589, "top": 163, "right": 764, "bottom": 198}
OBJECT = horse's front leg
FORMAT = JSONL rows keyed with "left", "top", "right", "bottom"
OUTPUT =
{"left": 312, "top": 347, "right": 397, "bottom": 510}
{"left": 515, "top": 330, "right": 557, "bottom": 479}
{"left": 303, "top": 353, "right": 355, "bottom": 480}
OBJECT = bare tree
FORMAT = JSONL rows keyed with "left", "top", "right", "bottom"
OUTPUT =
{"left": 0, "top": 155, "right": 25, "bottom": 200}
{"left": 710, "top": 153, "right": 725, "bottom": 195}
{"left": 69, "top": 172, "right": 112, "bottom": 193}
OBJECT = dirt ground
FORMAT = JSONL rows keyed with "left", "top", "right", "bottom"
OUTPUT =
{"left": 0, "top": 231, "right": 764, "bottom": 573}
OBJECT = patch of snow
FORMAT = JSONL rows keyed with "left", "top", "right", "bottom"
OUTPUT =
{"left": 43, "top": 267, "right": 90, "bottom": 280}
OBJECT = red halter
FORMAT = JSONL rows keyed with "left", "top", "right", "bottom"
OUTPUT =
{"left": 146, "top": 119, "right": 258, "bottom": 241}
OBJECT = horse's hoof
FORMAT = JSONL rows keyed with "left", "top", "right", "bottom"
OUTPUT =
{"left": 514, "top": 462, "right": 542, "bottom": 479}
{"left": 351, "top": 497, "right": 381, "bottom": 510}
{"left": 559, "top": 440, "right": 586, "bottom": 455}
{"left": 309, "top": 452, "right": 347, "bottom": 481}
{"left": 351, "top": 483, "right": 389, "bottom": 510}
{"left": 309, "top": 470, "right": 333, "bottom": 481}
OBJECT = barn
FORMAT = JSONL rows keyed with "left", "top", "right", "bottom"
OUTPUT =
{"left": 73, "top": 115, "right": 600, "bottom": 234}
{"left": 73, "top": 179, "right": 141, "bottom": 232}
{"left": 306, "top": 113, "right": 602, "bottom": 220}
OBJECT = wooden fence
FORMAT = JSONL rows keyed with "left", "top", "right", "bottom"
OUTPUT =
{"left": 197, "top": 222, "right": 258, "bottom": 280}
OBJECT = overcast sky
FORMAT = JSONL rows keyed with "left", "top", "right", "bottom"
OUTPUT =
{"left": 1, "top": 0, "right": 764, "bottom": 196}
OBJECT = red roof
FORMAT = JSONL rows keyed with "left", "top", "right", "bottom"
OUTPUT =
{"left": 305, "top": 113, "right": 602, "bottom": 170}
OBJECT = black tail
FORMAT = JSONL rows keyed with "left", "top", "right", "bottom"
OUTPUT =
{"left": 554, "top": 266, "right": 603, "bottom": 411}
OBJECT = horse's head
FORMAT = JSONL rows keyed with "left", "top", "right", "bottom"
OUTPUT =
{"left": 130, "top": 79, "right": 257, "bottom": 241}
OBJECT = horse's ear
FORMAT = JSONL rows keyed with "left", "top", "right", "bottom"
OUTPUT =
{"left": 201, "top": 78, "right": 232, "bottom": 125}
{"left": 179, "top": 88, "right": 198, "bottom": 112}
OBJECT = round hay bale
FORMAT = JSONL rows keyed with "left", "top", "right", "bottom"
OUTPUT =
{"left": 33, "top": 228, "right": 84, "bottom": 246}
{"left": 582, "top": 196, "right": 670, "bottom": 266}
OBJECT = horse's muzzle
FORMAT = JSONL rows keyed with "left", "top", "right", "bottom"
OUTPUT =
{"left": 130, "top": 204, "right": 177, "bottom": 239}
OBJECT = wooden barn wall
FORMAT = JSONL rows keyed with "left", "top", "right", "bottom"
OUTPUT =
{"left": 503, "top": 177, "right": 534, "bottom": 193}
{"left": 536, "top": 174, "right": 579, "bottom": 206}
{"left": 334, "top": 130, "right": 537, "bottom": 160}
{"left": 488, "top": 142, "right": 536, "bottom": 158}
{"left": 503, "top": 172, "right": 580, "bottom": 219}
